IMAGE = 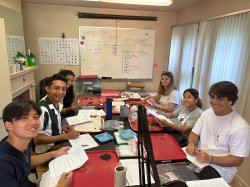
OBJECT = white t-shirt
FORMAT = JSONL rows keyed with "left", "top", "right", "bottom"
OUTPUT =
{"left": 159, "top": 89, "right": 181, "bottom": 110}
{"left": 36, "top": 96, "right": 64, "bottom": 153}
{"left": 192, "top": 108, "right": 250, "bottom": 183}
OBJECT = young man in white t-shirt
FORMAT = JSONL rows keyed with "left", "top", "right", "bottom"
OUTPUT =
{"left": 186, "top": 81, "right": 249, "bottom": 183}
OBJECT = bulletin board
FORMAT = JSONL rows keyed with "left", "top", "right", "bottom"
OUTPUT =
{"left": 38, "top": 37, "right": 79, "bottom": 65}
{"left": 79, "top": 26, "right": 155, "bottom": 79}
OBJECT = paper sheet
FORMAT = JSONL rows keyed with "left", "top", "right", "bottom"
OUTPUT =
{"left": 182, "top": 147, "right": 209, "bottom": 168}
{"left": 66, "top": 115, "right": 92, "bottom": 125}
{"left": 147, "top": 108, "right": 172, "bottom": 123}
{"left": 120, "top": 159, "right": 155, "bottom": 186}
{"left": 78, "top": 109, "right": 106, "bottom": 116}
{"left": 186, "top": 177, "right": 230, "bottom": 187}
{"left": 49, "top": 145, "right": 89, "bottom": 177}
{"left": 40, "top": 170, "right": 59, "bottom": 187}
{"left": 69, "top": 134, "right": 99, "bottom": 149}
{"left": 74, "top": 116, "right": 103, "bottom": 132}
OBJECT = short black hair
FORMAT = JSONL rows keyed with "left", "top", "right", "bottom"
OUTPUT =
{"left": 58, "top": 69, "right": 75, "bottom": 78}
{"left": 2, "top": 99, "right": 41, "bottom": 123}
{"left": 47, "top": 73, "right": 67, "bottom": 86}
{"left": 208, "top": 81, "right": 238, "bottom": 105}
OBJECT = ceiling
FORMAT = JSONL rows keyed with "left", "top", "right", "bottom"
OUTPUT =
{"left": 21, "top": 0, "right": 204, "bottom": 12}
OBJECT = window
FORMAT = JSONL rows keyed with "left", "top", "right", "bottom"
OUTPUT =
{"left": 168, "top": 12, "right": 250, "bottom": 111}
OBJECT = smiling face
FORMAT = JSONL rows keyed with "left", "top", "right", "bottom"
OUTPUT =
{"left": 66, "top": 74, "right": 75, "bottom": 88}
{"left": 209, "top": 93, "right": 232, "bottom": 116}
{"left": 183, "top": 91, "right": 197, "bottom": 110}
{"left": 46, "top": 80, "right": 67, "bottom": 105}
{"left": 160, "top": 75, "right": 171, "bottom": 88}
{"left": 5, "top": 108, "right": 40, "bottom": 140}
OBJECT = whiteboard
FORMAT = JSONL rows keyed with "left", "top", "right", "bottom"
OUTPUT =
{"left": 79, "top": 26, "right": 155, "bottom": 79}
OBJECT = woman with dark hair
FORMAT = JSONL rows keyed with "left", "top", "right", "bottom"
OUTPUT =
{"left": 158, "top": 88, "right": 203, "bottom": 147}
{"left": 143, "top": 71, "right": 181, "bottom": 112}
{"left": 58, "top": 69, "right": 83, "bottom": 117}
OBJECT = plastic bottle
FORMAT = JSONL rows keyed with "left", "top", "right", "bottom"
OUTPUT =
{"left": 106, "top": 98, "right": 113, "bottom": 120}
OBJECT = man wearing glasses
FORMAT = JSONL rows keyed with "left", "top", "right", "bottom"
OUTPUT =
{"left": 34, "top": 73, "right": 79, "bottom": 154}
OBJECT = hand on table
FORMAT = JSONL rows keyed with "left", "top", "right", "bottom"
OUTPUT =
{"left": 65, "top": 129, "right": 80, "bottom": 140}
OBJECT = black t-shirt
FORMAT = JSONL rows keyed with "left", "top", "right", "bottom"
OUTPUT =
{"left": 0, "top": 140, "right": 36, "bottom": 187}
{"left": 62, "top": 85, "right": 75, "bottom": 117}
{"left": 63, "top": 85, "right": 74, "bottom": 108}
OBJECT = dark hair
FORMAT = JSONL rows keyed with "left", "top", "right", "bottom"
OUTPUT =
{"left": 208, "top": 81, "right": 238, "bottom": 105}
{"left": 58, "top": 69, "right": 75, "bottom": 78}
{"left": 47, "top": 73, "right": 67, "bottom": 86}
{"left": 2, "top": 99, "right": 41, "bottom": 123}
{"left": 158, "top": 71, "right": 176, "bottom": 95}
{"left": 184, "top": 88, "right": 202, "bottom": 109}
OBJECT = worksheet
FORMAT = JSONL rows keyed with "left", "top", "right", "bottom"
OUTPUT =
{"left": 69, "top": 133, "right": 99, "bottom": 149}
{"left": 182, "top": 147, "right": 209, "bottom": 168}
{"left": 186, "top": 177, "right": 230, "bottom": 187}
{"left": 49, "top": 145, "right": 88, "bottom": 177}
{"left": 120, "top": 159, "right": 155, "bottom": 186}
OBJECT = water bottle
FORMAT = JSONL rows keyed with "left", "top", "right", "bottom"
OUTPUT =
{"left": 120, "top": 105, "right": 129, "bottom": 118}
{"left": 106, "top": 98, "right": 113, "bottom": 120}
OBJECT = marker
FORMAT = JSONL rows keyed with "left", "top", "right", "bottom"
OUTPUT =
{"left": 101, "top": 77, "right": 112, "bottom": 79}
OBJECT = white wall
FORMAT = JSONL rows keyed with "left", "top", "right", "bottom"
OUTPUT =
{"left": 0, "top": 19, "right": 12, "bottom": 139}
{"left": 22, "top": 3, "right": 176, "bottom": 97}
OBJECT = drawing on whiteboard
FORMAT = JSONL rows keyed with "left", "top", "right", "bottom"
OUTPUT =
{"left": 79, "top": 26, "right": 155, "bottom": 79}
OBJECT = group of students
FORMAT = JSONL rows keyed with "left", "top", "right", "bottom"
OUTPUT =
{"left": 0, "top": 69, "right": 84, "bottom": 186}
{"left": 143, "top": 71, "right": 250, "bottom": 183}
{"left": 0, "top": 70, "right": 249, "bottom": 186}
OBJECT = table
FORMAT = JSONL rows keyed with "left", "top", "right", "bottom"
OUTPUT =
{"left": 60, "top": 94, "right": 220, "bottom": 186}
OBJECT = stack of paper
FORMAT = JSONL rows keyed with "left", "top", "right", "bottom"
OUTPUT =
{"left": 120, "top": 159, "right": 155, "bottom": 186}
{"left": 40, "top": 145, "right": 89, "bottom": 187}
{"left": 78, "top": 109, "right": 106, "bottom": 116}
{"left": 66, "top": 115, "right": 92, "bottom": 125}
{"left": 186, "top": 178, "right": 230, "bottom": 187}
{"left": 69, "top": 134, "right": 99, "bottom": 150}
{"left": 74, "top": 116, "right": 103, "bottom": 133}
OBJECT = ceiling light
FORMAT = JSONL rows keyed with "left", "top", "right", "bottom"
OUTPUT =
{"left": 82, "top": 0, "right": 173, "bottom": 6}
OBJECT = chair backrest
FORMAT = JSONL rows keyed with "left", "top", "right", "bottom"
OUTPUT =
{"left": 39, "top": 77, "right": 51, "bottom": 99}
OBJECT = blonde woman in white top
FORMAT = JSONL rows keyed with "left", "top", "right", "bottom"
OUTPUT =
{"left": 144, "top": 71, "right": 181, "bottom": 112}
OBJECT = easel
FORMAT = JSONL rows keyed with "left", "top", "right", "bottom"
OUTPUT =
{"left": 137, "top": 105, "right": 160, "bottom": 187}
